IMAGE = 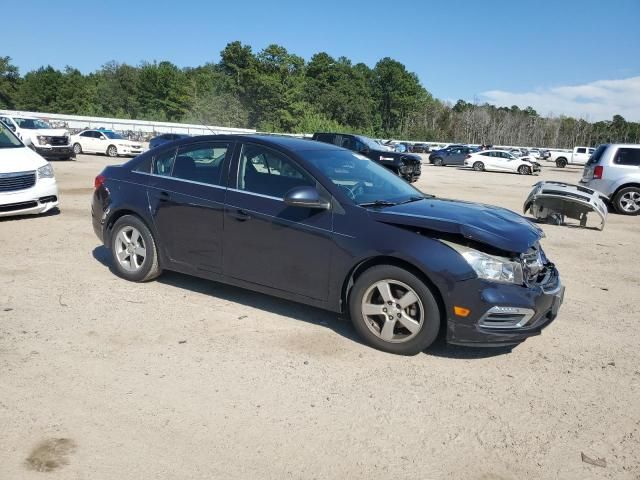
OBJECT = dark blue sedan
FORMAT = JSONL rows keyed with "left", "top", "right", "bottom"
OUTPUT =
{"left": 91, "top": 135, "right": 564, "bottom": 355}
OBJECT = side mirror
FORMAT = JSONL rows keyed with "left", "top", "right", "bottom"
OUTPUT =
{"left": 284, "top": 186, "right": 330, "bottom": 210}
{"left": 99, "top": 135, "right": 106, "bottom": 140}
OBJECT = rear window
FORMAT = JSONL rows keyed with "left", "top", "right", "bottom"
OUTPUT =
{"left": 586, "top": 145, "right": 608, "bottom": 166}
{"left": 614, "top": 147, "right": 640, "bottom": 166}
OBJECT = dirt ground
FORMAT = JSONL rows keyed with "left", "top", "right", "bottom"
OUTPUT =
{"left": 1, "top": 153, "right": 639, "bottom": 480}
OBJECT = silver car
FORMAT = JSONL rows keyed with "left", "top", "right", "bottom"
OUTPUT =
{"left": 580, "top": 144, "right": 640, "bottom": 215}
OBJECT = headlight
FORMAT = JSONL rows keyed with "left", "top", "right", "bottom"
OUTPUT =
{"left": 37, "top": 135, "right": 50, "bottom": 145}
{"left": 443, "top": 241, "right": 523, "bottom": 284}
{"left": 37, "top": 163, "right": 55, "bottom": 179}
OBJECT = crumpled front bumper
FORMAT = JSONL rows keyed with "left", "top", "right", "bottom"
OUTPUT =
{"left": 445, "top": 273, "right": 565, "bottom": 347}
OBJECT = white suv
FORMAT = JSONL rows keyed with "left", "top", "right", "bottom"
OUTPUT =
{"left": 0, "top": 114, "right": 74, "bottom": 160}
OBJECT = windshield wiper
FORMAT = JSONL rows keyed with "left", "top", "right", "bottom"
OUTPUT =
{"left": 396, "top": 195, "right": 427, "bottom": 205}
{"left": 358, "top": 200, "right": 398, "bottom": 208}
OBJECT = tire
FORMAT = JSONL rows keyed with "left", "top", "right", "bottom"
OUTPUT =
{"left": 110, "top": 215, "right": 161, "bottom": 282}
{"left": 73, "top": 143, "right": 82, "bottom": 154}
{"left": 107, "top": 145, "right": 118, "bottom": 157}
{"left": 613, "top": 186, "right": 640, "bottom": 215}
{"left": 518, "top": 165, "right": 531, "bottom": 175}
{"left": 349, "top": 265, "right": 441, "bottom": 355}
{"left": 433, "top": 157, "right": 443, "bottom": 166}
{"left": 556, "top": 157, "right": 567, "bottom": 168}
{"left": 473, "top": 161, "right": 485, "bottom": 171}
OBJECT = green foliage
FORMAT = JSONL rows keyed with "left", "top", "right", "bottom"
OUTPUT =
{"left": 4, "top": 44, "right": 639, "bottom": 146}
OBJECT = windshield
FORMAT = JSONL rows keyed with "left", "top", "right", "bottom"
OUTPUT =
{"left": 355, "top": 135, "right": 382, "bottom": 150}
{"left": 0, "top": 123, "right": 23, "bottom": 149}
{"left": 14, "top": 118, "right": 52, "bottom": 129}
{"left": 102, "top": 131, "right": 125, "bottom": 140}
{"left": 304, "top": 149, "right": 425, "bottom": 206}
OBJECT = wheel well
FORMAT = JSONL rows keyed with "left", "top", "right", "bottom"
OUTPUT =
{"left": 556, "top": 156, "right": 567, "bottom": 162}
{"left": 104, "top": 209, "right": 152, "bottom": 246}
{"left": 613, "top": 183, "right": 640, "bottom": 195}
{"left": 341, "top": 256, "right": 447, "bottom": 331}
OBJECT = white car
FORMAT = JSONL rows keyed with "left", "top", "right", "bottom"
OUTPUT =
{"left": 0, "top": 114, "right": 74, "bottom": 160}
{"left": 0, "top": 122, "right": 59, "bottom": 217}
{"left": 464, "top": 150, "right": 541, "bottom": 175}
{"left": 71, "top": 129, "right": 145, "bottom": 157}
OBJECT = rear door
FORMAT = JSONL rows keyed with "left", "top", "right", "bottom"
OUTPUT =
{"left": 222, "top": 142, "right": 333, "bottom": 300}
{"left": 148, "top": 141, "right": 233, "bottom": 273}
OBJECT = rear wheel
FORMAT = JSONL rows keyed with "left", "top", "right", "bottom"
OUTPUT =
{"left": 349, "top": 265, "right": 440, "bottom": 355}
{"left": 473, "top": 161, "right": 485, "bottom": 171}
{"left": 518, "top": 165, "right": 531, "bottom": 175}
{"left": 556, "top": 157, "right": 567, "bottom": 168}
{"left": 107, "top": 145, "right": 118, "bottom": 157}
{"left": 433, "top": 157, "right": 443, "bottom": 166}
{"left": 613, "top": 186, "right": 640, "bottom": 215}
{"left": 110, "top": 215, "right": 161, "bottom": 282}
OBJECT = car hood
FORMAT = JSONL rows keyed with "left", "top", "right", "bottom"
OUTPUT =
{"left": 369, "top": 198, "right": 543, "bottom": 253}
{"left": 25, "top": 129, "right": 69, "bottom": 137}
{"left": 0, "top": 146, "right": 47, "bottom": 173}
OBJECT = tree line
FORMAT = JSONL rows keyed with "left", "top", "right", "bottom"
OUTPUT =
{"left": 1, "top": 42, "right": 639, "bottom": 147}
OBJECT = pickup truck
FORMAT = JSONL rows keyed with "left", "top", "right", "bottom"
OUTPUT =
{"left": 311, "top": 132, "right": 422, "bottom": 182}
{"left": 0, "top": 114, "right": 74, "bottom": 160}
{"left": 548, "top": 147, "right": 594, "bottom": 168}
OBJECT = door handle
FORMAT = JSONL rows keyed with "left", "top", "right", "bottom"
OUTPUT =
{"left": 159, "top": 191, "right": 170, "bottom": 201}
{"left": 230, "top": 209, "right": 252, "bottom": 221}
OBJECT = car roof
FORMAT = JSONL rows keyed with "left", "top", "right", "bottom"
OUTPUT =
{"left": 169, "top": 134, "right": 344, "bottom": 152}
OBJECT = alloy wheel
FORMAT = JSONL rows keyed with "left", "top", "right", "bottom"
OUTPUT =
{"left": 107, "top": 146, "right": 118, "bottom": 157}
{"left": 620, "top": 191, "right": 640, "bottom": 213}
{"left": 114, "top": 226, "right": 147, "bottom": 272}
{"left": 360, "top": 279, "right": 424, "bottom": 343}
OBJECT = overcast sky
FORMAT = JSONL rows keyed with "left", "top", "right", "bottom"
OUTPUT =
{"left": 4, "top": 0, "right": 640, "bottom": 121}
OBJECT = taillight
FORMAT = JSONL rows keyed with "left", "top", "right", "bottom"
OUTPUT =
{"left": 465, "top": 154, "right": 471, "bottom": 159}
{"left": 593, "top": 165, "right": 603, "bottom": 179}
{"left": 94, "top": 174, "right": 106, "bottom": 189}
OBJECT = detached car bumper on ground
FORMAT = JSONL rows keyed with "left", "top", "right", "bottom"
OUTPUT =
{"left": 91, "top": 134, "right": 563, "bottom": 354}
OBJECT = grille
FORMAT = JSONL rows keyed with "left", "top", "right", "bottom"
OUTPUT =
{"left": 50, "top": 136, "right": 69, "bottom": 146}
{"left": 0, "top": 171, "right": 37, "bottom": 192}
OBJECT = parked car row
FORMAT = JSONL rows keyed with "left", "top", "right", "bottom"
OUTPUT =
{"left": 428, "top": 144, "right": 541, "bottom": 175}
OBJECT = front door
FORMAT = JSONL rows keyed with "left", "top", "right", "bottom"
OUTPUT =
{"left": 222, "top": 142, "right": 333, "bottom": 301}
{"left": 148, "top": 141, "right": 233, "bottom": 274}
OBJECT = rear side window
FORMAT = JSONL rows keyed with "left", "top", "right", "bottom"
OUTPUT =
{"left": 172, "top": 143, "right": 229, "bottom": 186}
{"left": 586, "top": 145, "right": 607, "bottom": 165}
{"left": 152, "top": 148, "right": 177, "bottom": 176}
{"left": 614, "top": 147, "right": 640, "bottom": 166}
{"left": 314, "top": 133, "right": 334, "bottom": 144}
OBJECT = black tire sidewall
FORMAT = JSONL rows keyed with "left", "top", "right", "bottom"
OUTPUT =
{"left": 110, "top": 215, "right": 158, "bottom": 281}
{"left": 349, "top": 265, "right": 441, "bottom": 355}
{"left": 614, "top": 187, "right": 640, "bottom": 216}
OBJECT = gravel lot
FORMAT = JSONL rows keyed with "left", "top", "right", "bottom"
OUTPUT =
{"left": 1, "top": 153, "right": 639, "bottom": 479}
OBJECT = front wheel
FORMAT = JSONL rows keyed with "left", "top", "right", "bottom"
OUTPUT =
{"left": 473, "top": 161, "right": 485, "bottom": 171}
{"left": 107, "top": 145, "right": 118, "bottom": 157}
{"left": 518, "top": 165, "right": 531, "bottom": 175}
{"left": 613, "top": 186, "right": 640, "bottom": 215}
{"left": 73, "top": 143, "right": 82, "bottom": 154}
{"left": 349, "top": 265, "right": 441, "bottom": 355}
{"left": 110, "top": 215, "right": 161, "bottom": 282}
{"left": 433, "top": 158, "right": 443, "bottom": 166}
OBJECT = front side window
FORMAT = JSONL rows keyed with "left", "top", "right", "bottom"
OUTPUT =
{"left": 152, "top": 148, "right": 177, "bottom": 176}
{"left": 237, "top": 144, "right": 315, "bottom": 198}
{"left": 576, "top": 147, "right": 587, "bottom": 154}
{"left": 614, "top": 148, "right": 640, "bottom": 166}
{"left": 172, "top": 143, "right": 229, "bottom": 186}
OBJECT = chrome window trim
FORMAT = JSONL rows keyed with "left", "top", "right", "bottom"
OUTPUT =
{"left": 134, "top": 170, "right": 226, "bottom": 190}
